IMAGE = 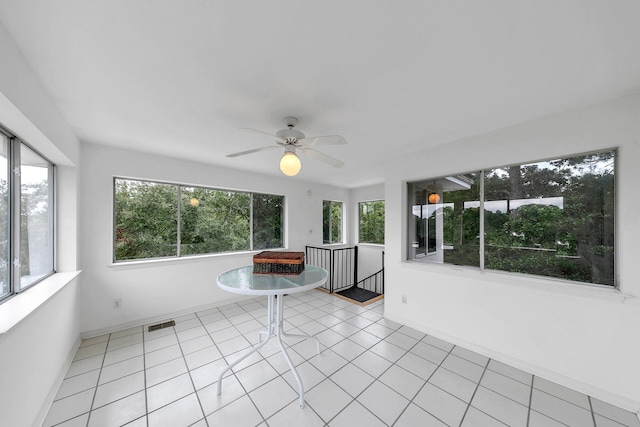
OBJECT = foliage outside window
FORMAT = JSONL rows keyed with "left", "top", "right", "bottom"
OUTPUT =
{"left": 323, "top": 200, "right": 343, "bottom": 244}
{"left": 0, "top": 129, "right": 55, "bottom": 302}
{"left": 114, "top": 178, "right": 283, "bottom": 261}
{"left": 408, "top": 150, "right": 615, "bottom": 286}
{"left": 359, "top": 200, "right": 385, "bottom": 244}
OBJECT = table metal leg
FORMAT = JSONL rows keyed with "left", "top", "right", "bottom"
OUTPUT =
{"left": 258, "top": 296, "right": 275, "bottom": 343}
{"left": 217, "top": 295, "right": 275, "bottom": 396}
{"left": 274, "top": 294, "right": 306, "bottom": 407}
{"left": 217, "top": 293, "right": 323, "bottom": 408}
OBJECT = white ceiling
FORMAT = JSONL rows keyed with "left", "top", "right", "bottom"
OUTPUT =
{"left": 1, "top": 1, "right": 639, "bottom": 188}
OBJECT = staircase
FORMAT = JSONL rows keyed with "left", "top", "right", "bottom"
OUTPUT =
{"left": 305, "top": 246, "right": 384, "bottom": 305}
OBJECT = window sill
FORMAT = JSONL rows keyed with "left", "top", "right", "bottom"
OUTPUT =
{"left": 402, "top": 261, "right": 633, "bottom": 304}
{"left": 0, "top": 271, "right": 81, "bottom": 338}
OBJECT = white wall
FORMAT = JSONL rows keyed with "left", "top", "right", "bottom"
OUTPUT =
{"left": 0, "top": 277, "right": 81, "bottom": 427}
{"left": 384, "top": 93, "right": 640, "bottom": 411}
{"left": 78, "top": 143, "right": 350, "bottom": 334}
{"left": 0, "top": 19, "right": 81, "bottom": 427}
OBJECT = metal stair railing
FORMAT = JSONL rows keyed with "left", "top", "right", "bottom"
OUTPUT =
{"left": 305, "top": 246, "right": 357, "bottom": 293}
{"left": 353, "top": 250, "right": 384, "bottom": 295}
{"left": 305, "top": 246, "right": 332, "bottom": 292}
{"left": 306, "top": 246, "right": 384, "bottom": 297}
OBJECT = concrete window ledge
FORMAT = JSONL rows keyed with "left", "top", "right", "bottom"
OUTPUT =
{"left": 0, "top": 271, "right": 81, "bottom": 338}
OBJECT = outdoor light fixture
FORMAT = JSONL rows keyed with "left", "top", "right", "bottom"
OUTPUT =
{"left": 428, "top": 193, "right": 440, "bottom": 204}
{"left": 279, "top": 147, "right": 301, "bottom": 176}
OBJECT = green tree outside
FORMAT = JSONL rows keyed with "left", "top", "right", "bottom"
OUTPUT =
{"left": 359, "top": 200, "right": 385, "bottom": 244}
{"left": 114, "top": 179, "right": 284, "bottom": 261}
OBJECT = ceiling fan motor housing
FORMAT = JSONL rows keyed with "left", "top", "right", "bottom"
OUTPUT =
{"left": 276, "top": 128, "right": 305, "bottom": 142}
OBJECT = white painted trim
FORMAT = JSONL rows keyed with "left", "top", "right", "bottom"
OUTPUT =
{"left": 0, "top": 271, "right": 81, "bottom": 338}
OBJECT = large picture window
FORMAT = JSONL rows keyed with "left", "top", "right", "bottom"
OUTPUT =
{"left": 408, "top": 149, "right": 616, "bottom": 286}
{"left": 114, "top": 178, "right": 283, "bottom": 261}
{"left": 359, "top": 200, "right": 385, "bottom": 244}
{"left": 0, "top": 128, "right": 55, "bottom": 302}
{"left": 323, "top": 200, "right": 343, "bottom": 244}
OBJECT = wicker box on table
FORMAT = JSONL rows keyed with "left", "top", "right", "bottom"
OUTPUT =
{"left": 253, "top": 251, "right": 305, "bottom": 275}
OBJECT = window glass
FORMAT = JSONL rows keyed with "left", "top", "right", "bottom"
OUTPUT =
{"left": 19, "top": 144, "right": 54, "bottom": 290}
{"left": 0, "top": 132, "right": 55, "bottom": 301}
{"left": 323, "top": 200, "right": 343, "bottom": 244}
{"left": 408, "top": 174, "right": 481, "bottom": 267}
{"left": 484, "top": 152, "right": 615, "bottom": 285}
{"left": 114, "top": 179, "right": 178, "bottom": 261}
{"left": 253, "top": 193, "right": 284, "bottom": 249}
{"left": 114, "top": 178, "right": 284, "bottom": 261}
{"left": 0, "top": 135, "right": 8, "bottom": 299}
{"left": 358, "top": 200, "right": 385, "bottom": 244}
{"left": 407, "top": 149, "right": 615, "bottom": 286}
{"left": 180, "top": 187, "right": 250, "bottom": 255}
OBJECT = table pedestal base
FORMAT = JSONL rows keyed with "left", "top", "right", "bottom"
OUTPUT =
{"left": 216, "top": 294, "right": 321, "bottom": 408}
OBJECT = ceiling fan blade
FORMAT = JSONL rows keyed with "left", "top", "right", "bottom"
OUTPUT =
{"left": 239, "top": 128, "right": 286, "bottom": 143}
{"left": 300, "top": 148, "right": 344, "bottom": 168}
{"left": 227, "top": 145, "right": 280, "bottom": 158}
{"left": 299, "top": 135, "right": 347, "bottom": 147}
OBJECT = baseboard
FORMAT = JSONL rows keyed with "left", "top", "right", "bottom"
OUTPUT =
{"left": 81, "top": 294, "right": 252, "bottom": 340}
{"left": 384, "top": 311, "right": 640, "bottom": 416}
{"left": 33, "top": 334, "right": 83, "bottom": 427}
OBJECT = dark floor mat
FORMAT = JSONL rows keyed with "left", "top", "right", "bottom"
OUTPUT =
{"left": 336, "top": 286, "right": 381, "bottom": 303}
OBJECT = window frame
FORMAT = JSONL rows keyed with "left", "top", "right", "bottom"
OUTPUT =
{"left": 112, "top": 177, "right": 285, "bottom": 263}
{"left": 0, "top": 125, "right": 56, "bottom": 303}
{"left": 358, "top": 200, "right": 385, "bottom": 245}
{"left": 406, "top": 148, "right": 617, "bottom": 288}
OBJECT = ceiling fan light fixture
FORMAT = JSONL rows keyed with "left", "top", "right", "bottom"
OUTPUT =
{"left": 228, "top": 117, "right": 346, "bottom": 175}
{"left": 280, "top": 149, "right": 301, "bottom": 176}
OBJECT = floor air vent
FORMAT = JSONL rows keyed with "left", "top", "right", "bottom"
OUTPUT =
{"left": 148, "top": 320, "right": 176, "bottom": 332}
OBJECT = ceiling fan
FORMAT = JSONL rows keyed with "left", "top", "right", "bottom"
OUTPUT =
{"left": 227, "top": 117, "right": 347, "bottom": 176}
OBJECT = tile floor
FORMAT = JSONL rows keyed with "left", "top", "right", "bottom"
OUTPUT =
{"left": 44, "top": 290, "right": 640, "bottom": 427}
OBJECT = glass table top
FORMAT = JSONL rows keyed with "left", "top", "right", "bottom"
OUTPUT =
{"left": 217, "top": 265, "right": 328, "bottom": 296}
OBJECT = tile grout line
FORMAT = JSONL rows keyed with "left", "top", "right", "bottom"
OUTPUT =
{"left": 293, "top": 300, "right": 378, "bottom": 425}
{"left": 290, "top": 299, "right": 374, "bottom": 424}
{"left": 456, "top": 355, "right": 491, "bottom": 427}
{"left": 172, "top": 314, "right": 210, "bottom": 427}
{"left": 269, "top": 295, "right": 384, "bottom": 425}
{"left": 218, "top": 300, "right": 270, "bottom": 425}
{"left": 216, "top": 297, "right": 311, "bottom": 424}
{"left": 526, "top": 372, "right": 534, "bottom": 427}
{"left": 381, "top": 329, "right": 431, "bottom": 427}
{"left": 389, "top": 335, "right": 458, "bottom": 427}
{"left": 588, "top": 395, "right": 597, "bottom": 427}
{"left": 195, "top": 305, "right": 238, "bottom": 424}
{"left": 205, "top": 298, "right": 288, "bottom": 422}
{"left": 141, "top": 329, "right": 149, "bottom": 427}
{"left": 85, "top": 333, "right": 112, "bottom": 427}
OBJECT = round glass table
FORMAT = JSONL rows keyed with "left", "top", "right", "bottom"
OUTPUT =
{"left": 216, "top": 265, "right": 328, "bottom": 408}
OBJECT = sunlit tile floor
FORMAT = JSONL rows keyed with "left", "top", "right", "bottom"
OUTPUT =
{"left": 44, "top": 290, "right": 640, "bottom": 427}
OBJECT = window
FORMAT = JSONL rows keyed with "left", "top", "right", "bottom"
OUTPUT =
{"left": 323, "top": 200, "right": 343, "bottom": 244}
{"left": 0, "top": 128, "right": 55, "bottom": 302}
{"left": 359, "top": 200, "right": 385, "bottom": 244}
{"left": 408, "top": 149, "right": 615, "bottom": 286}
{"left": 114, "top": 178, "right": 284, "bottom": 261}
